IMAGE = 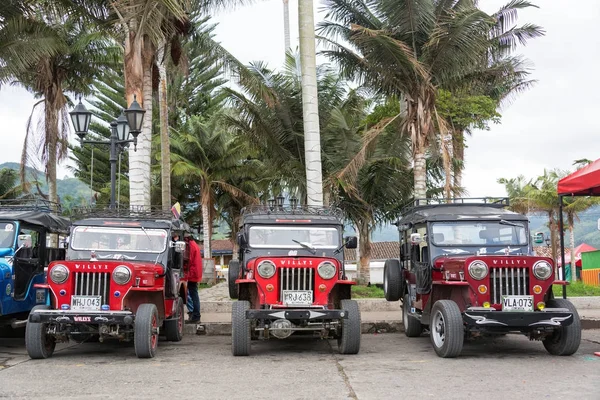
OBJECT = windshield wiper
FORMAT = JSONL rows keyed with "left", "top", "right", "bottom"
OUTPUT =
{"left": 292, "top": 239, "right": 316, "bottom": 254}
{"left": 499, "top": 219, "right": 523, "bottom": 228}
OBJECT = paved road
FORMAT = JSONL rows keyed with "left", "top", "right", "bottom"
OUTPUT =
{"left": 1, "top": 330, "right": 599, "bottom": 399}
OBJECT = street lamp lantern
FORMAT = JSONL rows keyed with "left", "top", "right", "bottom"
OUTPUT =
{"left": 545, "top": 237, "right": 551, "bottom": 247}
{"left": 69, "top": 97, "right": 92, "bottom": 140}
{"left": 290, "top": 196, "right": 298, "bottom": 209}
{"left": 267, "top": 198, "right": 276, "bottom": 210}
{"left": 124, "top": 94, "right": 145, "bottom": 135}
{"left": 276, "top": 194, "right": 285, "bottom": 208}
{"left": 115, "top": 110, "right": 130, "bottom": 142}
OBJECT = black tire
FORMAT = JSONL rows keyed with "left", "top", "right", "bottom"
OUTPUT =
{"left": 25, "top": 305, "right": 56, "bottom": 359}
{"left": 402, "top": 294, "right": 423, "bottom": 337}
{"left": 134, "top": 304, "right": 159, "bottom": 358}
{"left": 228, "top": 260, "right": 240, "bottom": 299}
{"left": 542, "top": 299, "right": 581, "bottom": 356}
{"left": 383, "top": 259, "right": 402, "bottom": 302}
{"left": 430, "top": 300, "right": 464, "bottom": 358}
{"left": 232, "top": 300, "right": 251, "bottom": 356}
{"left": 338, "top": 299, "right": 361, "bottom": 354}
{"left": 164, "top": 297, "right": 184, "bottom": 342}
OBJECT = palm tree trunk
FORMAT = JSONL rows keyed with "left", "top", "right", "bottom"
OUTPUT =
{"left": 442, "top": 130, "right": 453, "bottom": 199}
{"left": 357, "top": 219, "right": 371, "bottom": 284}
{"left": 283, "top": 0, "right": 291, "bottom": 52}
{"left": 548, "top": 210, "right": 558, "bottom": 274}
{"left": 407, "top": 91, "right": 434, "bottom": 200}
{"left": 202, "top": 201, "right": 212, "bottom": 259}
{"left": 298, "top": 0, "right": 323, "bottom": 207}
{"left": 124, "top": 23, "right": 147, "bottom": 206}
{"left": 157, "top": 41, "right": 171, "bottom": 210}
{"left": 453, "top": 130, "right": 465, "bottom": 192}
{"left": 568, "top": 212, "right": 577, "bottom": 282}
{"left": 45, "top": 95, "right": 58, "bottom": 204}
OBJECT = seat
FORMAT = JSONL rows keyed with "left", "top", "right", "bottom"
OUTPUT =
{"left": 432, "top": 233, "right": 445, "bottom": 244}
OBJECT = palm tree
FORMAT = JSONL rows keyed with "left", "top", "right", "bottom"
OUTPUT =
{"left": 171, "top": 115, "right": 258, "bottom": 259}
{"left": 0, "top": 168, "right": 22, "bottom": 199}
{"left": 299, "top": 0, "right": 324, "bottom": 206}
{"left": 0, "top": 5, "right": 119, "bottom": 204}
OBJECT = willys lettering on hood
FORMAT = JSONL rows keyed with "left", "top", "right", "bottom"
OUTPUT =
{"left": 492, "top": 258, "right": 529, "bottom": 265}
{"left": 74, "top": 264, "right": 109, "bottom": 270}
{"left": 279, "top": 259, "right": 314, "bottom": 266}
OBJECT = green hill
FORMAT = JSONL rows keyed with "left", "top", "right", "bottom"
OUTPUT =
{"left": 0, "top": 162, "right": 92, "bottom": 207}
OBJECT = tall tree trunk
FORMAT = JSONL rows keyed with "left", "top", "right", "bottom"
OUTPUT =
{"left": 202, "top": 200, "right": 212, "bottom": 259}
{"left": 568, "top": 212, "right": 577, "bottom": 282}
{"left": 157, "top": 41, "right": 171, "bottom": 210}
{"left": 549, "top": 211, "right": 558, "bottom": 275}
{"left": 283, "top": 0, "right": 291, "bottom": 52}
{"left": 442, "top": 130, "right": 453, "bottom": 199}
{"left": 298, "top": 0, "right": 323, "bottom": 207}
{"left": 357, "top": 219, "right": 371, "bottom": 284}
{"left": 124, "top": 23, "right": 147, "bottom": 206}
{"left": 407, "top": 90, "right": 434, "bottom": 200}
{"left": 45, "top": 95, "right": 58, "bottom": 204}
{"left": 453, "top": 130, "right": 465, "bottom": 193}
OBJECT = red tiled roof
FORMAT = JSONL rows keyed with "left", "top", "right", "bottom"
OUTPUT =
{"left": 533, "top": 246, "right": 552, "bottom": 258}
{"left": 344, "top": 241, "right": 399, "bottom": 261}
{"left": 212, "top": 239, "right": 234, "bottom": 252}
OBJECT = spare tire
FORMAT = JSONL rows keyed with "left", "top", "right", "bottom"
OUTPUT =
{"left": 383, "top": 259, "right": 403, "bottom": 301}
{"left": 228, "top": 260, "right": 240, "bottom": 299}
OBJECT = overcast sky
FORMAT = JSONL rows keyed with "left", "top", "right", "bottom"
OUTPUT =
{"left": 1, "top": 0, "right": 598, "bottom": 197}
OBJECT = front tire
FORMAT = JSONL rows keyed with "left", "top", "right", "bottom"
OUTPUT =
{"left": 383, "top": 259, "right": 402, "bottom": 301}
{"left": 430, "top": 300, "right": 464, "bottom": 358}
{"left": 338, "top": 299, "right": 361, "bottom": 354}
{"left": 403, "top": 294, "right": 423, "bottom": 337}
{"left": 228, "top": 260, "right": 240, "bottom": 299}
{"left": 134, "top": 304, "right": 159, "bottom": 358}
{"left": 542, "top": 299, "right": 581, "bottom": 356}
{"left": 232, "top": 300, "right": 251, "bottom": 356}
{"left": 25, "top": 305, "right": 55, "bottom": 359}
{"left": 164, "top": 297, "right": 184, "bottom": 342}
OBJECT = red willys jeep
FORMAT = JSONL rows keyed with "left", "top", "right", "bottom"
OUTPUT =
{"left": 383, "top": 198, "right": 581, "bottom": 358}
{"left": 26, "top": 207, "right": 189, "bottom": 359}
{"left": 228, "top": 205, "right": 360, "bottom": 356}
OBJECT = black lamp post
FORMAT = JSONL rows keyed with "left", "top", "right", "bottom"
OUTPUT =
{"left": 70, "top": 96, "right": 146, "bottom": 208}
{"left": 276, "top": 194, "right": 285, "bottom": 209}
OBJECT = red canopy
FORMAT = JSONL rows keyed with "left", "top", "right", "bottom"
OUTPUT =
{"left": 557, "top": 158, "right": 600, "bottom": 195}
{"left": 557, "top": 243, "right": 597, "bottom": 267}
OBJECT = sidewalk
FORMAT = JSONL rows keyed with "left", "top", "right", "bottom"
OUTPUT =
{"left": 188, "top": 282, "right": 600, "bottom": 335}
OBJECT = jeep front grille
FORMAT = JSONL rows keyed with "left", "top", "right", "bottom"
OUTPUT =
{"left": 279, "top": 267, "right": 314, "bottom": 297}
{"left": 74, "top": 272, "right": 110, "bottom": 304}
{"left": 490, "top": 267, "right": 530, "bottom": 304}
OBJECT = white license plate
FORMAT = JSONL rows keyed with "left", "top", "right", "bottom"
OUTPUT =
{"left": 502, "top": 295, "right": 533, "bottom": 312}
{"left": 71, "top": 296, "right": 101, "bottom": 311}
{"left": 282, "top": 290, "right": 313, "bottom": 306}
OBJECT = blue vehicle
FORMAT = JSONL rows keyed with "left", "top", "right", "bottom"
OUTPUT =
{"left": 0, "top": 200, "right": 70, "bottom": 331}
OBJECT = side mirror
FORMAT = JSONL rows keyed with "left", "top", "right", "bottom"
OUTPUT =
{"left": 344, "top": 236, "right": 358, "bottom": 249}
{"left": 171, "top": 240, "right": 186, "bottom": 253}
{"left": 237, "top": 232, "right": 247, "bottom": 247}
{"left": 410, "top": 233, "right": 422, "bottom": 245}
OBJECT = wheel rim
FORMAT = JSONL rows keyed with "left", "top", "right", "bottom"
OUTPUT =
{"left": 431, "top": 310, "right": 445, "bottom": 348}
{"left": 151, "top": 314, "right": 158, "bottom": 348}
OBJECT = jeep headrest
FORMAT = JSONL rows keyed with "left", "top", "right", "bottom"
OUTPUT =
{"left": 433, "top": 233, "right": 444, "bottom": 243}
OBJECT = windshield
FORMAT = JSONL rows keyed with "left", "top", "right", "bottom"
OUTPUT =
{"left": 71, "top": 226, "right": 168, "bottom": 253}
{"left": 431, "top": 221, "right": 528, "bottom": 247}
{"left": 0, "top": 222, "right": 15, "bottom": 248}
{"left": 249, "top": 226, "right": 340, "bottom": 249}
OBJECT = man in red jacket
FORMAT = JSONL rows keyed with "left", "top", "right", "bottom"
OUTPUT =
{"left": 184, "top": 233, "right": 202, "bottom": 323}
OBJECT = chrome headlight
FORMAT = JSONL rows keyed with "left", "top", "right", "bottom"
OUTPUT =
{"left": 318, "top": 261, "right": 336, "bottom": 280}
{"left": 533, "top": 260, "right": 553, "bottom": 280}
{"left": 257, "top": 260, "right": 276, "bottom": 279}
{"left": 50, "top": 264, "right": 69, "bottom": 284}
{"left": 112, "top": 265, "right": 132, "bottom": 285}
{"left": 468, "top": 260, "right": 488, "bottom": 280}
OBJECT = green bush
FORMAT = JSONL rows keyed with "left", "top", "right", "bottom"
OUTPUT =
{"left": 352, "top": 284, "right": 385, "bottom": 298}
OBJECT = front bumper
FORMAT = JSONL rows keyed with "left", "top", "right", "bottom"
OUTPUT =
{"left": 463, "top": 307, "right": 574, "bottom": 328}
{"left": 247, "top": 309, "right": 347, "bottom": 321}
{"left": 29, "top": 309, "right": 134, "bottom": 325}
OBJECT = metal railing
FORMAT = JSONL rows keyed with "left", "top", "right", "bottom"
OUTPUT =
{"left": 241, "top": 205, "right": 344, "bottom": 220}
{"left": 0, "top": 198, "right": 62, "bottom": 213}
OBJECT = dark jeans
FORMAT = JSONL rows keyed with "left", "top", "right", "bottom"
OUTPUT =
{"left": 187, "top": 281, "right": 201, "bottom": 320}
